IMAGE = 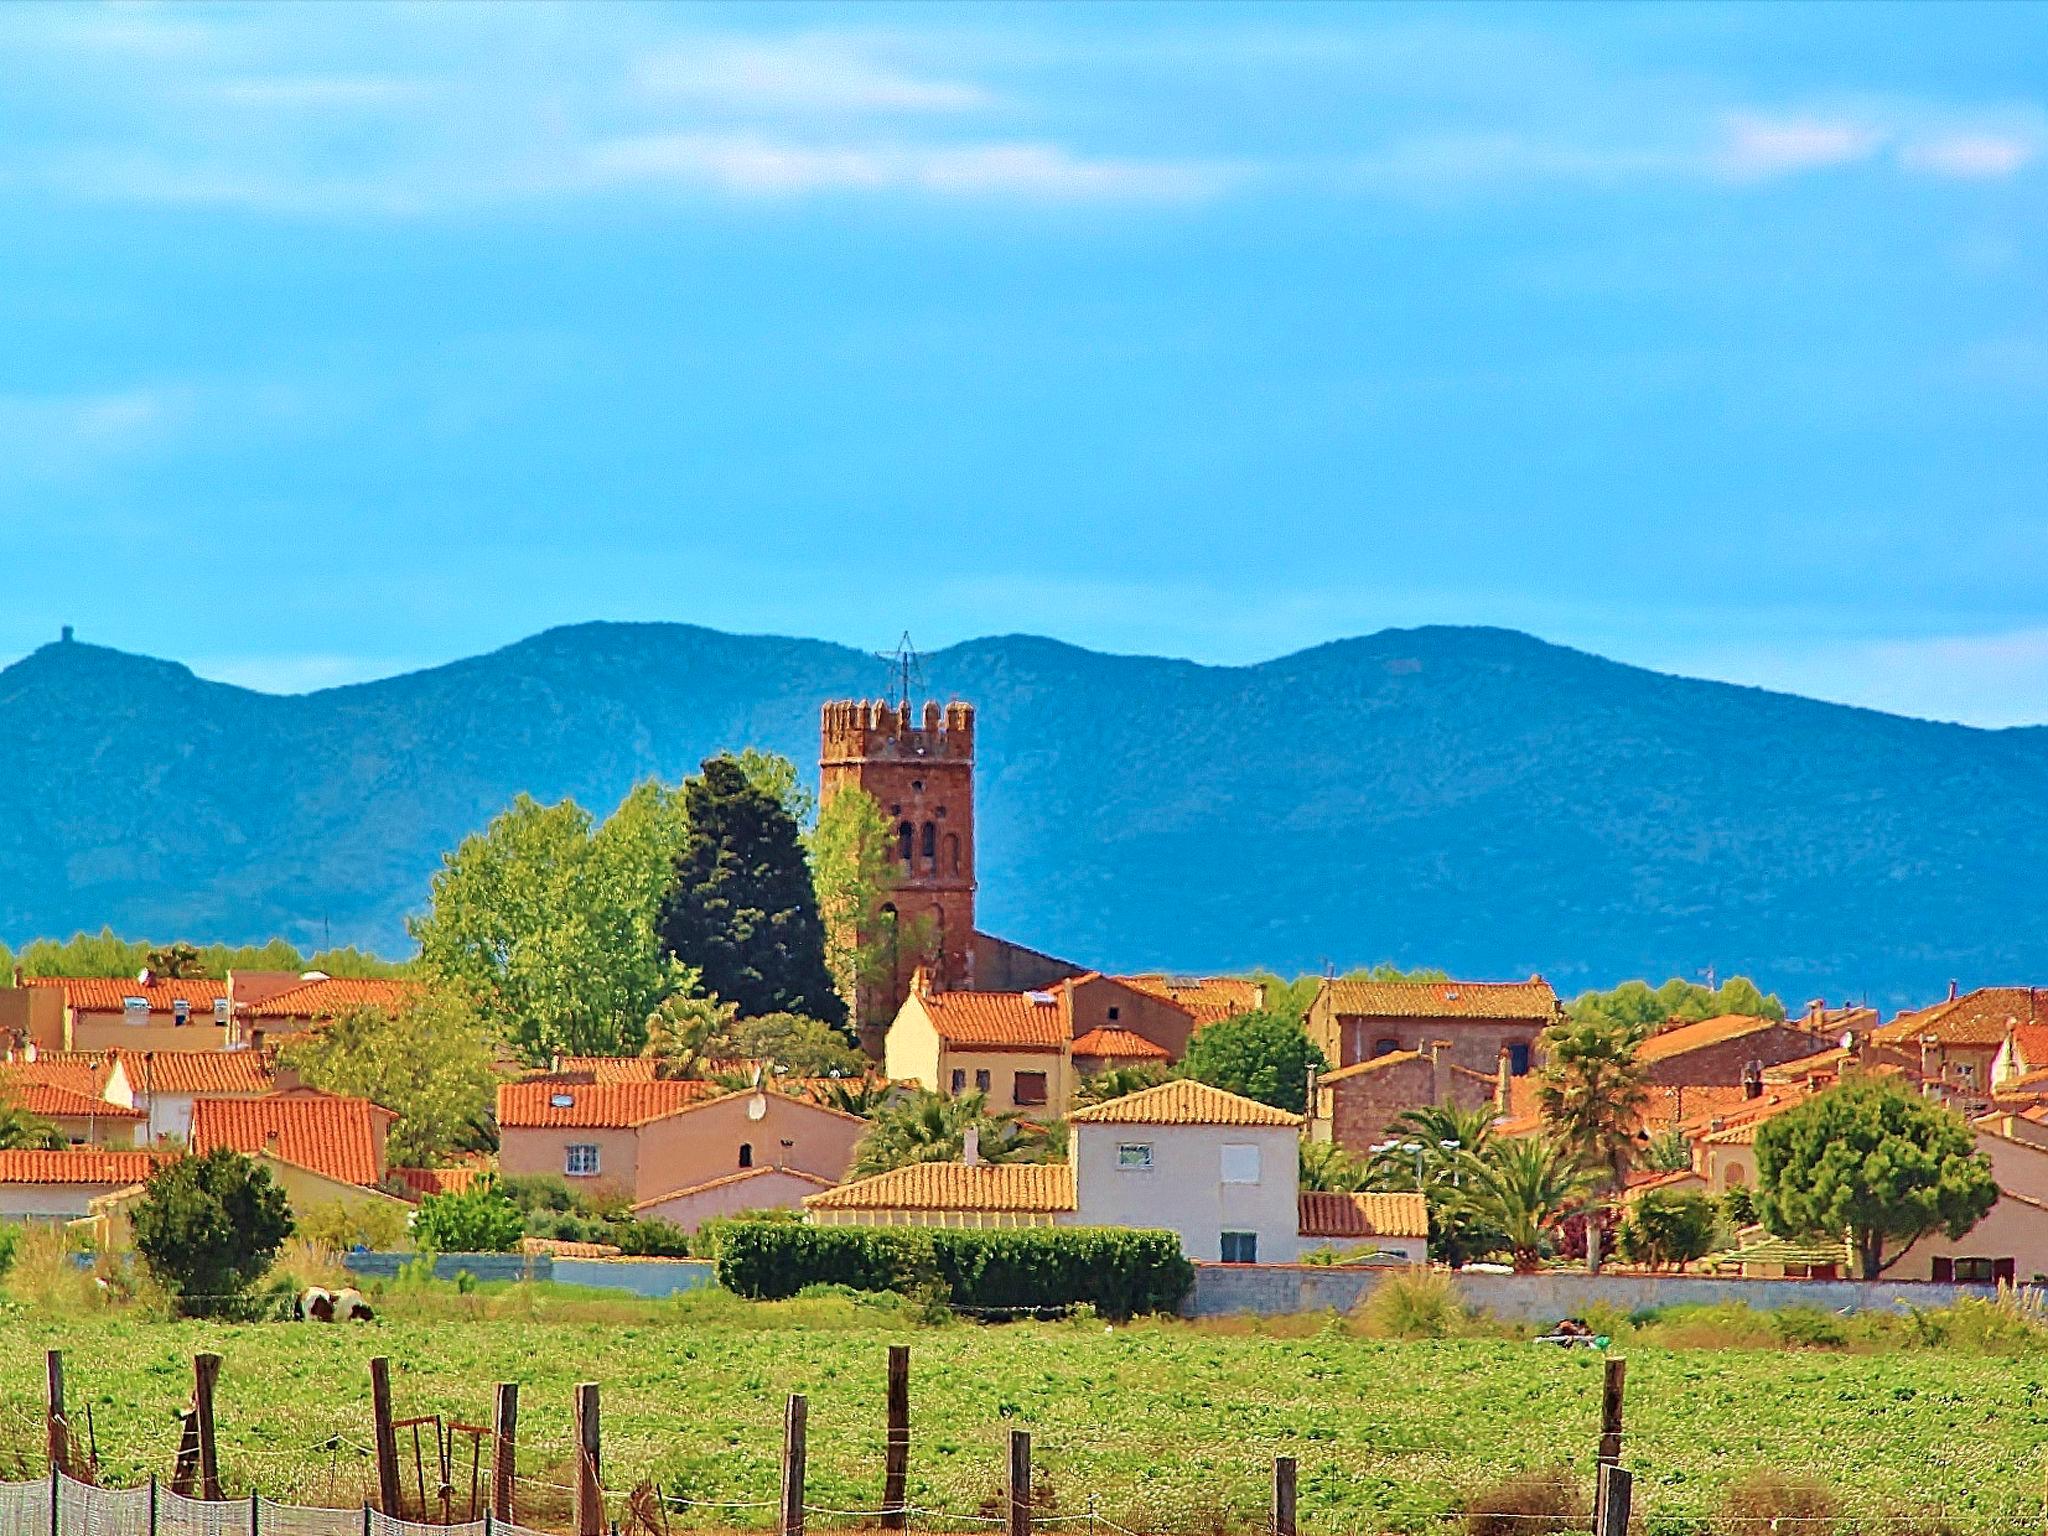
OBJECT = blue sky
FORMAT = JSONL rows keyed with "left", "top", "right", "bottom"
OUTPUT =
{"left": 1, "top": 2, "right": 2043, "bottom": 722}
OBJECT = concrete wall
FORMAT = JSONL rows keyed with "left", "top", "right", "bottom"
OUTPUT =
{"left": 1073, "top": 1121, "right": 1298, "bottom": 1264}
{"left": 553, "top": 1258, "right": 717, "bottom": 1296}
{"left": 1185, "top": 1263, "right": 2016, "bottom": 1320}
{"left": 344, "top": 1251, "right": 548, "bottom": 1283}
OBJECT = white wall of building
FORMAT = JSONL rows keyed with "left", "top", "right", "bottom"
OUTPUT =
{"left": 1071, "top": 1120, "right": 1300, "bottom": 1263}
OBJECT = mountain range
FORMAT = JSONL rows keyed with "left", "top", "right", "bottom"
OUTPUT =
{"left": 0, "top": 621, "right": 2041, "bottom": 1009}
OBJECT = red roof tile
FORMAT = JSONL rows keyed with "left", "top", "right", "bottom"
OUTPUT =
{"left": 245, "top": 978, "right": 418, "bottom": 1019}
{"left": 497, "top": 1078, "right": 719, "bottom": 1129}
{"left": 116, "top": 1050, "right": 275, "bottom": 1096}
{"left": 0, "top": 1082, "right": 142, "bottom": 1120}
{"left": 0, "top": 1149, "right": 170, "bottom": 1185}
{"left": 555, "top": 1056, "right": 662, "bottom": 1082}
{"left": 1298, "top": 1191, "right": 1429, "bottom": 1240}
{"left": 0, "top": 1057, "right": 117, "bottom": 1101}
{"left": 189, "top": 1093, "right": 395, "bottom": 1186}
{"left": 1070, "top": 1027, "right": 1171, "bottom": 1062}
{"left": 919, "top": 990, "right": 1066, "bottom": 1050}
{"left": 25, "top": 977, "right": 229, "bottom": 1011}
{"left": 1638, "top": 1014, "right": 1801, "bottom": 1064}
{"left": 1324, "top": 978, "right": 1558, "bottom": 1021}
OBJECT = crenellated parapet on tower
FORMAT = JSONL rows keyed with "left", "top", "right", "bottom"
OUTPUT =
{"left": 819, "top": 698, "right": 977, "bottom": 1041}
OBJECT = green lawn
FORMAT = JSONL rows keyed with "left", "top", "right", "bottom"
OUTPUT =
{"left": 0, "top": 1293, "right": 2042, "bottom": 1533}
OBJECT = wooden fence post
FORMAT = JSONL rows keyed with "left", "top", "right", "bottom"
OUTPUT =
{"left": 1273, "top": 1455, "right": 1298, "bottom": 1536}
{"left": 369, "top": 1357, "right": 402, "bottom": 1516}
{"left": 1008, "top": 1429, "right": 1031, "bottom": 1536}
{"left": 882, "top": 1345, "right": 910, "bottom": 1530}
{"left": 44, "top": 1350, "right": 67, "bottom": 1479}
{"left": 575, "top": 1382, "right": 603, "bottom": 1536}
{"left": 1593, "top": 1355, "right": 1626, "bottom": 1531}
{"left": 170, "top": 1413, "right": 200, "bottom": 1496}
{"left": 491, "top": 1383, "right": 519, "bottom": 1521}
{"left": 1596, "top": 1464, "right": 1632, "bottom": 1536}
{"left": 780, "top": 1393, "right": 808, "bottom": 1536}
{"left": 193, "top": 1353, "right": 222, "bottom": 1503}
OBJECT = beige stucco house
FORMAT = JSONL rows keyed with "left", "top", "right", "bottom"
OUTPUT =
{"left": 883, "top": 977, "right": 1073, "bottom": 1114}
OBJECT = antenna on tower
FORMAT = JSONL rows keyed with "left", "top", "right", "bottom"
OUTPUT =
{"left": 874, "top": 632, "right": 924, "bottom": 715}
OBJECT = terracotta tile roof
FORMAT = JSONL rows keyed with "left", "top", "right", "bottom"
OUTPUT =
{"left": 0, "top": 1149, "right": 171, "bottom": 1185}
{"left": 25, "top": 977, "right": 229, "bottom": 1011}
{"left": 0, "top": 1082, "right": 142, "bottom": 1120}
{"left": 245, "top": 977, "right": 418, "bottom": 1019}
{"left": 1068, "top": 1078, "right": 1302, "bottom": 1128}
{"left": 0, "top": 1057, "right": 115, "bottom": 1100}
{"left": 116, "top": 1050, "right": 275, "bottom": 1096}
{"left": 390, "top": 1166, "right": 488, "bottom": 1199}
{"left": 1644, "top": 1083, "right": 1757, "bottom": 1131}
{"left": 1318, "top": 1050, "right": 1425, "bottom": 1085}
{"left": 1324, "top": 978, "right": 1558, "bottom": 1021}
{"left": 1115, "top": 975, "right": 1260, "bottom": 1026}
{"left": 189, "top": 1093, "right": 395, "bottom": 1187}
{"left": 1637, "top": 1014, "right": 1797, "bottom": 1064}
{"left": 804, "top": 1161, "right": 1077, "bottom": 1213}
{"left": 1298, "top": 1190, "right": 1428, "bottom": 1239}
{"left": 520, "top": 1236, "right": 619, "bottom": 1258}
{"left": 497, "top": 1078, "right": 720, "bottom": 1129}
{"left": 1875, "top": 988, "right": 2048, "bottom": 1049}
{"left": 633, "top": 1164, "right": 836, "bottom": 1212}
{"left": 555, "top": 1056, "right": 662, "bottom": 1082}
{"left": 919, "top": 990, "right": 1067, "bottom": 1051}
{"left": 1071, "top": 1027, "right": 1171, "bottom": 1062}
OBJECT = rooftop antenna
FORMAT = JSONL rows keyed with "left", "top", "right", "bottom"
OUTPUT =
{"left": 874, "top": 631, "right": 924, "bottom": 716}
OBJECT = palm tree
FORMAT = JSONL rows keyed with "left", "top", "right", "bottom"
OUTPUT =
{"left": 0, "top": 1101, "right": 64, "bottom": 1151}
{"left": 1300, "top": 1139, "right": 1369, "bottom": 1193}
{"left": 643, "top": 991, "right": 739, "bottom": 1080}
{"left": 1456, "top": 1135, "right": 1596, "bottom": 1273}
{"left": 850, "top": 1090, "right": 1034, "bottom": 1177}
{"left": 1361, "top": 1102, "right": 1501, "bottom": 1267}
{"left": 1639, "top": 1126, "right": 1693, "bottom": 1174}
{"left": 1072, "top": 1065, "right": 1167, "bottom": 1109}
{"left": 813, "top": 1076, "right": 896, "bottom": 1117}
{"left": 1536, "top": 1016, "right": 1651, "bottom": 1188}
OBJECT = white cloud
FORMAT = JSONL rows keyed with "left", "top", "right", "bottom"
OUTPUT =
{"left": 1713, "top": 113, "right": 1885, "bottom": 180}
{"left": 1899, "top": 133, "right": 2039, "bottom": 179}
{"left": 632, "top": 37, "right": 995, "bottom": 115}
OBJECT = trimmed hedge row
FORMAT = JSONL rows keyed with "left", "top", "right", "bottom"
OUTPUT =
{"left": 714, "top": 1222, "right": 1194, "bottom": 1319}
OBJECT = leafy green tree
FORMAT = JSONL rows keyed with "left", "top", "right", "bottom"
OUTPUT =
{"left": 813, "top": 1077, "right": 896, "bottom": 1117}
{"left": 1755, "top": 1078, "right": 1997, "bottom": 1280}
{"left": 304, "top": 946, "right": 410, "bottom": 979}
{"left": 131, "top": 1149, "right": 293, "bottom": 1317}
{"left": 810, "top": 786, "right": 904, "bottom": 1030}
{"left": 144, "top": 942, "right": 204, "bottom": 978}
{"left": 1363, "top": 1103, "right": 1504, "bottom": 1267}
{"left": 1568, "top": 976, "right": 1786, "bottom": 1032}
{"left": 659, "top": 755, "right": 844, "bottom": 1028}
{"left": 1617, "top": 1189, "right": 1718, "bottom": 1270}
{"left": 1177, "top": 1010, "right": 1327, "bottom": 1114}
{"left": 1073, "top": 1065, "right": 1169, "bottom": 1109}
{"left": 851, "top": 1089, "right": 1037, "bottom": 1177}
{"left": 411, "top": 783, "right": 690, "bottom": 1062}
{"left": 1537, "top": 1013, "right": 1652, "bottom": 1188}
{"left": 733, "top": 746, "right": 817, "bottom": 828}
{"left": 276, "top": 988, "right": 498, "bottom": 1165}
{"left": 1455, "top": 1136, "right": 1595, "bottom": 1273}
{"left": 0, "top": 1098, "right": 64, "bottom": 1151}
{"left": 727, "top": 1012, "right": 870, "bottom": 1077}
{"left": 1721, "top": 1184, "right": 1758, "bottom": 1226}
{"left": 413, "top": 1177, "right": 524, "bottom": 1253}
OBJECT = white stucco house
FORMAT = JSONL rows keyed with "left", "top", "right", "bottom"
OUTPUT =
{"left": 806, "top": 1078, "right": 1428, "bottom": 1265}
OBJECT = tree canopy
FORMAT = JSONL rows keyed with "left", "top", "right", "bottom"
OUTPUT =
{"left": 276, "top": 988, "right": 499, "bottom": 1165}
{"left": 131, "top": 1148, "right": 293, "bottom": 1318}
{"left": 1617, "top": 1189, "right": 1718, "bottom": 1271}
{"left": 0, "top": 928, "right": 406, "bottom": 984}
{"left": 1754, "top": 1077, "right": 1997, "bottom": 1279}
{"left": 658, "top": 754, "right": 843, "bottom": 1028}
{"left": 410, "top": 781, "right": 690, "bottom": 1062}
{"left": 1177, "top": 1010, "right": 1327, "bottom": 1115}
{"left": 851, "top": 1089, "right": 1048, "bottom": 1177}
{"left": 1454, "top": 1135, "right": 1594, "bottom": 1273}
{"left": 1568, "top": 976, "right": 1786, "bottom": 1032}
{"left": 810, "top": 785, "right": 902, "bottom": 1031}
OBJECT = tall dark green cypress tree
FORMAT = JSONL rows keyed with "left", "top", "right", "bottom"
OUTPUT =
{"left": 658, "top": 754, "right": 847, "bottom": 1028}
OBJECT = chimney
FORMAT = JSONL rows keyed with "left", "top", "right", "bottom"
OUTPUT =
{"left": 1742, "top": 1060, "right": 1763, "bottom": 1100}
{"left": 1949, "top": 979, "right": 1960, "bottom": 1002}
{"left": 962, "top": 1126, "right": 981, "bottom": 1167}
{"left": 22, "top": 1041, "right": 36, "bottom": 1065}
{"left": 1495, "top": 1046, "right": 1512, "bottom": 1114}
{"left": 911, "top": 965, "right": 934, "bottom": 1000}
{"left": 1919, "top": 1035, "right": 1938, "bottom": 1083}
{"left": 1428, "top": 1040, "right": 1452, "bottom": 1105}
{"left": 1304, "top": 1066, "right": 1319, "bottom": 1128}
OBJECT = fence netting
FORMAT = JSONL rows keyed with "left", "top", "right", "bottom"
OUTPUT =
{"left": 0, "top": 1478, "right": 554, "bottom": 1536}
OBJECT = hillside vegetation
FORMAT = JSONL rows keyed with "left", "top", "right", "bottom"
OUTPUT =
{"left": 1, "top": 622, "right": 2045, "bottom": 1003}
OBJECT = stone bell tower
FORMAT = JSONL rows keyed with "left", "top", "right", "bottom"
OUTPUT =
{"left": 819, "top": 695, "right": 976, "bottom": 1034}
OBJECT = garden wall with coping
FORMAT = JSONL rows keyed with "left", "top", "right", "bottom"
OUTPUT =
{"left": 340, "top": 1251, "right": 717, "bottom": 1296}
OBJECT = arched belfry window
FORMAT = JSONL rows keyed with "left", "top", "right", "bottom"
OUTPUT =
{"left": 921, "top": 821, "right": 937, "bottom": 863}
{"left": 898, "top": 822, "right": 915, "bottom": 864}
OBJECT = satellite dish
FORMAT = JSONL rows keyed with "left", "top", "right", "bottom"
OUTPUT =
{"left": 747, "top": 1093, "right": 768, "bottom": 1121}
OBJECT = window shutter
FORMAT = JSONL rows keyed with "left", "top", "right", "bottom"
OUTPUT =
{"left": 1932, "top": 1256, "right": 1954, "bottom": 1283}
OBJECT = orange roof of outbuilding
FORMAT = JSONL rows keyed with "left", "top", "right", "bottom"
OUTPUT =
{"left": 918, "top": 990, "right": 1067, "bottom": 1051}
{"left": 1324, "top": 978, "right": 1557, "bottom": 1021}
{"left": 189, "top": 1093, "right": 395, "bottom": 1187}
{"left": 0, "top": 1056, "right": 119, "bottom": 1101}
{"left": 634, "top": 1164, "right": 837, "bottom": 1212}
{"left": 555, "top": 1056, "right": 662, "bottom": 1082}
{"left": 1068, "top": 1078, "right": 1302, "bottom": 1128}
{"left": 1298, "top": 1190, "right": 1428, "bottom": 1239}
{"left": 1070, "top": 1027, "right": 1171, "bottom": 1062}
{"left": 805, "top": 1161, "right": 1077, "bottom": 1213}
{"left": 0, "top": 1083, "right": 142, "bottom": 1120}
{"left": 0, "top": 1149, "right": 171, "bottom": 1185}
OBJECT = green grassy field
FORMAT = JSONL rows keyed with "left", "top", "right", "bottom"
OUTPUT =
{"left": 0, "top": 1290, "right": 2042, "bottom": 1534}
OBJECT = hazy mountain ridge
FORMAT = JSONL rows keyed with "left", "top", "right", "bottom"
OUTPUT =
{"left": 1, "top": 621, "right": 2042, "bottom": 1007}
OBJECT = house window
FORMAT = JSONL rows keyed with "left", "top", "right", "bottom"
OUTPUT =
{"left": 1948, "top": 1257, "right": 2012, "bottom": 1284}
{"left": 1108, "top": 1006, "right": 1120, "bottom": 1021}
{"left": 1372, "top": 1038, "right": 1400, "bottom": 1058}
{"left": 1117, "top": 1143, "right": 1154, "bottom": 1170}
{"left": 739, "top": 1143, "right": 753, "bottom": 1169}
{"left": 564, "top": 1144, "right": 600, "bottom": 1177}
{"left": 1013, "top": 1071, "right": 1048, "bottom": 1107}
{"left": 974, "top": 1069, "right": 991, "bottom": 1093}
{"left": 950, "top": 1069, "right": 967, "bottom": 1094}
{"left": 1220, "top": 1231, "right": 1258, "bottom": 1264}
{"left": 1723, "top": 1161, "right": 1748, "bottom": 1187}
{"left": 1220, "top": 1144, "right": 1261, "bottom": 1184}
{"left": 1509, "top": 1041, "right": 1531, "bottom": 1075}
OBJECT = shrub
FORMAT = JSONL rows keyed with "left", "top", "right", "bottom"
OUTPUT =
{"left": 1617, "top": 1191, "right": 1718, "bottom": 1270}
{"left": 0, "top": 1222, "right": 19, "bottom": 1279}
{"left": 1356, "top": 1269, "right": 1472, "bottom": 1339}
{"left": 413, "top": 1178, "right": 524, "bottom": 1253}
{"left": 131, "top": 1149, "right": 293, "bottom": 1318}
{"left": 610, "top": 1217, "right": 691, "bottom": 1257}
{"left": 1463, "top": 1466, "right": 1586, "bottom": 1536}
{"left": 715, "top": 1223, "right": 1193, "bottom": 1320}
{"left": 295, "top": 1198, "right": 412, "bottom": 1253}
{"left": 1718, "top": 1472, "right": 1837, "bottom": 1536}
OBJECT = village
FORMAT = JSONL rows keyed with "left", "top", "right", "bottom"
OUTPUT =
{"left": 0, "top": 690, "right": 2032, "bottom": 1307}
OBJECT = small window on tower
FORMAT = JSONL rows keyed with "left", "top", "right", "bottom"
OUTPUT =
{"left": 898, "top": 822, "right": 915, "bottom": 863}
{"left": 921, "top": 822, "right": 937, "bottom": 861}
{"left": 912, "top": 779, "right": 924, "bottom": 792}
